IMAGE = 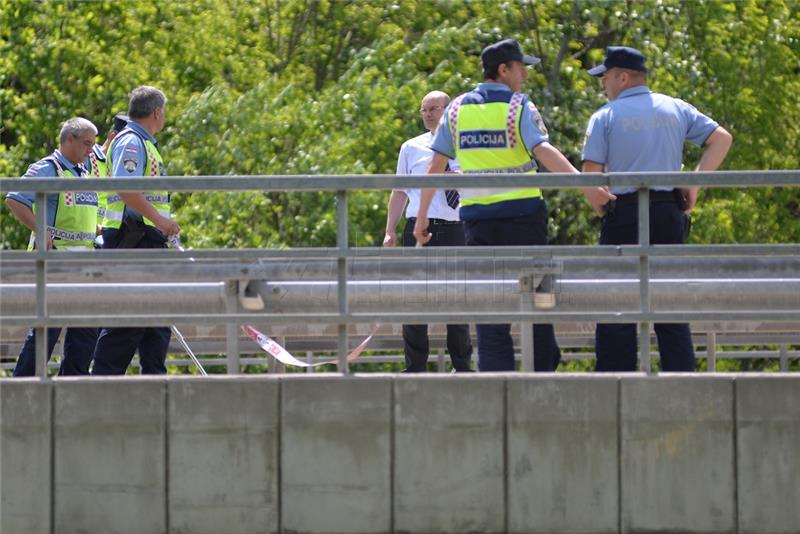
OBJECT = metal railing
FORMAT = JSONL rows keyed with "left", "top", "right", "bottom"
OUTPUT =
{"left": 1, "top": 170, "right": 799, "bottom": 378}
{"left": 3, "top": 336, "right": 797, "bottom": 373}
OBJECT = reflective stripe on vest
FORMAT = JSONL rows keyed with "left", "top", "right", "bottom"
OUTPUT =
{"left": 102, "top": 129, "right": 170, "bottom": 229}
{"left": 452, "top": 91, "right": 542, "bottom": 207}
{"left": 27, "top": 157, "right": 97, "bottom": 251}
{"left": 87, "top": 148, "right": 110, "bottom": 225}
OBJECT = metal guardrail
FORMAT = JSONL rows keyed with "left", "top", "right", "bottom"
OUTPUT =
{"left": 1, "top": 171, "right": 799, "bottom": 377}
{"left": 3, "top": 342, "right": 797, "bottom": 373}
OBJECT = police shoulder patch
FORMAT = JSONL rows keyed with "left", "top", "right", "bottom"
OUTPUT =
{"left": 527, "top": 101, "right": 548, "bottom": 135}
{"left": 123, "top": 159, "right": 137, "bottom": 173}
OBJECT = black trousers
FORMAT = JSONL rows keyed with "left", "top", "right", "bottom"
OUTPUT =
{"left": 13, "top": 327, "right": 97, "bottom": 376}
{"left": 91, "top": 227, "right": 172, "bottom": 375}
{"left": 401, "top": 218, "right": 473, "bottom": 372}
{"left": 463, "top": 203, "right": 561, "bottom": 372}
{"left": 596, "top": 196, "right": 695, "bottom": 372}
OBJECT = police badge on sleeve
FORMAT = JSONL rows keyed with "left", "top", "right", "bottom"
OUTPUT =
{"left": 123, "top": 159, "right": 137, "bottom": 173}
{"left": 527, "top": 102, "right": 548, "bottom": 135}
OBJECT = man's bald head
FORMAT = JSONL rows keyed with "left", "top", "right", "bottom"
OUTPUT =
{"left": 420, "top": 91, "right": 450, "bottom": 132}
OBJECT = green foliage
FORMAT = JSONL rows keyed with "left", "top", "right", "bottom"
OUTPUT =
{"left": 3, "top": 0, "right": 798, "bottom": 250}
{"left": 2, "top": 1, "right": 797, "bottom": 376}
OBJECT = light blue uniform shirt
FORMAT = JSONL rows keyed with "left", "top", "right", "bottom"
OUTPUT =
{"left": 110, "top": 120, "right": 160, "bottom": 221}
{"left": 582, "top": 85, "right": 718, "bottom": 194}
{"left": 6, "top": 149, "right": 85, "bottom": 226}
{"left": 430, "top": 82, "right": 550, "bottom": 158}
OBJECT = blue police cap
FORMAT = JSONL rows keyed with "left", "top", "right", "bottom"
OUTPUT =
{"left": 112, "top": 113, "right": 129, "bottom": 132}
{"left": 481, "top": 39, "right": 540, "bottom": 70}
{"left": 587, "top": 46, "right": 647, "bottom": 76}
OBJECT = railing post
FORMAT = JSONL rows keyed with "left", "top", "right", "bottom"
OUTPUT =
{"left": 225, "top": 280, "right": 240, "bottom": 374}
{"left": 779, "top": 344, "right": 789, "bottom": 372}
{"left": 519, "top": 286, "right": 535, "bottom": 372}
{"left": 305, "top": 351, "right": 314, "bottom": 373}
{"left": 34, "top": 191, "right": 48, "bottom": 379}
{"left": 520, "top": 327, "right": 535, "bottom": 373}
{"left": 275, "top": 336, "right": 286, "bottom": 374}
{"left": 638, "top": 187, "right": 652, "bottom": 373}
{"left": 336, "top": 190, "right": 350, "bottom": 374}
{"left": 437, "top": 348, "right": 445, "bottom": 373}
{"left": 706, "top": 332, "right": 717, "bottom": 372}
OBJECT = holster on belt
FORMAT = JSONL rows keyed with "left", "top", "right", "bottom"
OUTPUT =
{"left": 604, "top": 189, "right": 688, "bottom": 217}
{"left": 118, "top": 217, "right": 147, "bottom": 248}
{"left": 673, "top": 189, "right": 689, "bottom": 211}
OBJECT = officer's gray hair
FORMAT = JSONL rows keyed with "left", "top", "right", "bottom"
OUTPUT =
{"left": 128, "top": 85, "right": 167, "bottom": 119}
{"left": 59, "top": 117, "right": 98, "bottom": 143}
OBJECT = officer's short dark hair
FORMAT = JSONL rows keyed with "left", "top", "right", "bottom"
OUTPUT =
{"left": 483, "top": 63, "right": 501, "bottom": 80}
{"left": 128, "top": 86, "right": 167, "bottom": 119}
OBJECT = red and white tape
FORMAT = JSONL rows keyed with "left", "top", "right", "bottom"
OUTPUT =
{"left": 242, "top": 324, "right": 380, "bottom": 368}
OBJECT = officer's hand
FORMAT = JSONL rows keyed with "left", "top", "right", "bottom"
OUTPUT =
{"left": 383, "top": 231, "right": 396, "bottom": 247}
{"left": 412, "top": 216, "right": 431, "bottom": 246}
{"left": 679, "top": 187, "right": 699, "bottom": 213}
{"left": 155, "top": 215, "right": 181, "bottom": 237}
{"left": 581, "top": 187, "right": 616, "bottom": 216}
{"left": 46, "top": 234, "right": 55, "bottom": 250}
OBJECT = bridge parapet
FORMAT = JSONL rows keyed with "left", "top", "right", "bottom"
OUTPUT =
{"left": 2, "top": 374, "right": 798, "bottom": 533}
{"left": 1, "top": 170, "right": 798, "bottom": 375}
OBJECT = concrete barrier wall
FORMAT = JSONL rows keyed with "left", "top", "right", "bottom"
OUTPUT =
{"left": 1, "top": 374, "right": 798, "bottom": 534}
{"left": 168, "top": 377, "right": 279, "bottom": 534}
{"left": 0, "top": 380, "right": 51, "bottom": 533}
{"left": 282, "top": 376, "right": 391, "bottom": 533}
{"left": 507, "top": 375, "right": 619, "bottom": 534}
{"left": 394, "top": 376, "right": 505, "bottom": 533}
{"left": 621, "top": 376, "right": 735, "bottom": 533}
{"left": 736, "top": 376, "right": 800, "bottom": 533}
{"left": 55, "top": 379, "right": 167, "bottom": 534}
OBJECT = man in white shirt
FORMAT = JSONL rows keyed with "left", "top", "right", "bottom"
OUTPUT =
{"left": 383, "top": 90, "right": 473, "bottom": 372}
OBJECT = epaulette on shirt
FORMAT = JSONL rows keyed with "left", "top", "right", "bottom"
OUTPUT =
{"left": 24, "top": 158, "right": 58, "bottom": 177}
{"left": 90, "top": 144, "right": 106, "bottom": 161}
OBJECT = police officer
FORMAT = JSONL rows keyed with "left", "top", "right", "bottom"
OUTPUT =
{"left": 87, "top": 112, "right": 129, "bottom": 226}
{"left": 414, "top": 39, "right": 608, "bottom": 371}
{"left": 582, "top": 46, "right": 733, "bottom": 372}
{"left": 91, "top": 86, "right": 181, "bottom": 375}
{"left": 4, "top": 117, "right": 100, "bottom": 375}
{"left": 384, "top": 90, "right": 473, "bottom": 372}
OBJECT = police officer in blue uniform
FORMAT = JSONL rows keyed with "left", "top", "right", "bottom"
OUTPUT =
{"left": 582, "top": 46, "right": 733, "bottom": 372}
{"left": 91, "top": 86, "right": 181, "bottom": 375}
{"left": 5, "top": 117, "right": 99, "bottom": 375}
{"left": 414, "top": 39, "right": 609, "bottom": 371}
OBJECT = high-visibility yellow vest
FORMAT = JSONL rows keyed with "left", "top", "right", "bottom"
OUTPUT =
{"left": 86, "top": 145, "right": 109, "bottom": 226}
{"left": 451, "top": 91, "right": 542, "bottom": 207}
{"left": 103, "top": 128, "right": 170, "bottom": 230}
{"left": 27, "top": 158, "right": 97, "bottom": 251}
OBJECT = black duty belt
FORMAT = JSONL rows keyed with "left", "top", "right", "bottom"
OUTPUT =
{"left": 613, "top": 190, "right": 684, "bottom": 207}
{"left": 407, "top": 217, "right": 463, "bottom": 225}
